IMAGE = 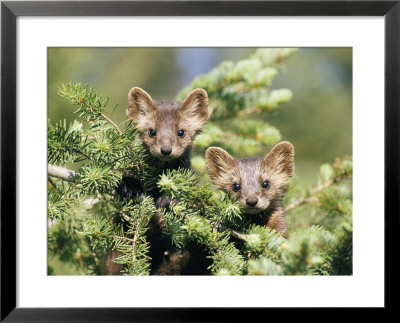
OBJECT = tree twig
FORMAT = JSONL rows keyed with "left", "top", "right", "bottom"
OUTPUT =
{"left": 120, "top": 211, "right": 130, "bottom": 221}
{"left": 284, "top": 179, "right": 334, "bottom": 212}
{"left": 83, "top": 101, "right": 123, "bottom": 135}
{"left": 100, "top": 112, "right": 123, "bottom": 136}
{"left": 48, "top": 164, "right": 77, "bottom": 181}
{"left": 229, "top": 229, "right": 247, "bottom": 241}
{"left": 114, "top": 236, "right": 134, "bottom": 242}
{"left": 209, "top": 220, "right": 247, "bottom": 241}
{"left": 237, "top": 106, "right": 262, "bottom": 117}
{"left": 129, "top": 225, "right": 140, "bottom": 275}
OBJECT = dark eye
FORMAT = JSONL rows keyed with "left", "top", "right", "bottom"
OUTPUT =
{"left": 262, "top": 180, "right": 270, "bottom": 189}
{"left": 232, "top": 183, "right": 241, "bottom": 192}
{"left": 177, "top": 129, "right": 185, "bottom": 137}
{"left": 148, "top": 129, "right": 156, "bottom": 137}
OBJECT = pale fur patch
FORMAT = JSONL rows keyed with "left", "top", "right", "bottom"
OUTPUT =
{"left": 127, "top": 87, "right": 156, "bottom": 122}
{"left": 261, "top": 141, "right": 294, "bottom": 187}
{"left": 180, "top": 88, "right": 209, "bottom": 133}
{"left": 205, "top": 147, "right": 239, "bottom": 190}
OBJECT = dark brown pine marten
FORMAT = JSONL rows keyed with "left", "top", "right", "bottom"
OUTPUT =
{"left": 205, "top": 141, "right": 295, "bottom": 238}
{"left": 107, "top": 87, "right": 210, "bottom": 275}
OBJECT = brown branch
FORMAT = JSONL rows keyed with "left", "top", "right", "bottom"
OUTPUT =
{"left": 114, "top": 236, "right": 134, "bottom": 242}
{"left": 115, "top": 217, "right": 142, "bottom": 275}
{"left": 131, "top": 225, "right": 140, "bottom": 275}
{"left": 237, "top": 106, "right": 262, "bottom": 117}
{"left": 284, "top": 179, "right": 334, "bottom": 213}
{"left": 83, "top": 101, "right": 123, "bottom": 136}
{"left": 100, "top": 112, "right": 123, "bottom": 136}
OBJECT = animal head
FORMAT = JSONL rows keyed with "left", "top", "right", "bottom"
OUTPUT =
{"left": 205, "top": 141, "right": 294, "bottom": 214}
{"left": 127, "top": 87, "right": 209, "bottom": 161}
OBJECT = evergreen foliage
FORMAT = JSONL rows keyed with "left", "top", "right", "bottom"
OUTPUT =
{"left": 48, "top": 49, "right": 352, "bottom": 276}
{"left": 180, "top": 48, "right": 295, "bottom": 159}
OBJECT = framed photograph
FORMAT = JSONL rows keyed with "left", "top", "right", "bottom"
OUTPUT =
{"left": 1, "top": 0, "right": 398, "bottom": 321}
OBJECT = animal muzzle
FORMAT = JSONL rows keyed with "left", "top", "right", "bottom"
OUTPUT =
{"left": 160, "top": 146, "right": 172, "bottom": 156}
{"left": 246, "top": 197, "right": 258, "bottom": 207}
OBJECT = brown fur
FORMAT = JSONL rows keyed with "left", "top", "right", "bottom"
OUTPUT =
{"left": 101, "top": 249, "right": 124, "bottom": 275}
{"left": 107, "top": 87, "right": 210, "bottom": 275}
{"left": 205, "top": 141, "right": 294, "bottom": 238}
{"left": 154, "top": 252, "right": 187, "bottom": 275}
{"left": 127, "top": 87, "right": 208, "bottom": 163}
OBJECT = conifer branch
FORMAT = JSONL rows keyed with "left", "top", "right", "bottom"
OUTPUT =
{"left": 237, "top": 106, "right": 262, "bottom": 116}
{"left": 48, "top": 164, "right": 77, "bottom": 181}
{"left": 284, "top": 179, "right": 334, "bottom": 212}
{"left": 120, "top": 211, "right": 130, "bottom": 221}
{"left": 209, "top": 219, "right": 246, "bottom": 241}
{"left": 283, "top": 159, "right": 354, "bottom": 214}
{"left": 229, "top": 229, "right": 247, "bottom": 241}
{"left": 82, "top": 100, "right": 123, "bottom": 136}
{"left": 115, "top": 236, "right": 134, "bottom": 242}
{"left": 100, "top": 111, "right": 123, "bottom": 136}
{"left": 131, "top": 226, "right": 140, "bottom": 274}
{"left": 49, "top": 51, "right": 353, "bottom": 276}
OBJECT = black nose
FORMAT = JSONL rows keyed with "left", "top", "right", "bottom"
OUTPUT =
{"left": 160, "top": 146, "right": 172, "bottom": 155}
{"left": 246, "top": 197, "right": 258, "bottom": 207}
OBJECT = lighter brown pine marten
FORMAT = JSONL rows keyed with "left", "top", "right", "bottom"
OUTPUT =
{"left": 205, "top": 141, "right": 294, "bottom": 238}
{"left": 110, "top": 87, "right": 210, "bottom": 275}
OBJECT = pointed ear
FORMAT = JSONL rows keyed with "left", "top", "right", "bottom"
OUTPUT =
{"left": 205, "top": 147, "right": 237, "bottom": 190}
{"left": 262, "top": 141, "right": 294, "bottom": 180}
{"left": 180, "top": 88, "right": 209, "bottom": 132}
{"left": 127, "top": 87, "right": 155, "bottom": 121}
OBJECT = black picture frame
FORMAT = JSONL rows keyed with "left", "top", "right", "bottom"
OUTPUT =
{"left": 1, "top": 1, "right": 398, "bottom": 321}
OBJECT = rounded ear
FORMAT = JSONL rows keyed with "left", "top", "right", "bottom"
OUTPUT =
{"left": 180, "top": 88, "right": 209, "bottom": 131}
{"left": 205, "top": 147, "right": 237, "bottom": 190}
{"left": 262, "top": 141, "right": 295, "bottom": 178}
{"left": 127, "top": 87, "right": 155, "bottom": 121}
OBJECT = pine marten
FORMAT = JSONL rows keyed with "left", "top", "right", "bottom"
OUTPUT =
{"left": 127, "top": 87, "right": 208, "bottom": 171}
{"left": 109, "top": 87, "right": 210, "bottom": 275}
{"left": 117, "top": 87, "right": 209, "bottom": 204}
{"left": 205, "top": 141, "right": 295, "bottom": 239}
